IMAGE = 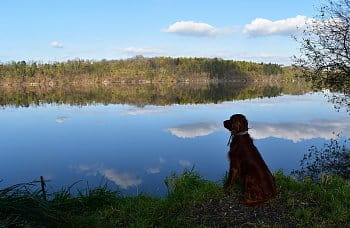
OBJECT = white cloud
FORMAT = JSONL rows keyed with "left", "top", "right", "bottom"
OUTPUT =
{"left": 166, "top": 122, "right": 223, "bottom": 138}
{"left": 179, "top": 160, "right": 191, "bottom": 167}
{"left": 243, "top": 15, "right": 310, "bottom": 37}
{"left": 163, "top": 20, "right": 233, "bottom": 37}
{"left": 55, "top": 116, "right": 68, "bottom": 123}
{"left": 146, "top": 167, "right": 160, "bottom": 174}
{"left": 250, "top": 118, "right": 350, "bottom": 142}
{"left": 50, "top": 41, "right": 63, "bottom": 48}
{"left": 119, "top": 47, "right": 163, "bottom": 55}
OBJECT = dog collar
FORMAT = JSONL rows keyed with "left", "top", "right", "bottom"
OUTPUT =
{"left": 227, "top": 131, "right": 249, "bottom": 146}
{"left": 236, "top": 131, "right": 249, "bottom": 136}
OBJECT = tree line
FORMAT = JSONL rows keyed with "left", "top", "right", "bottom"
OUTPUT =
{"left": 0, "top": 57, "right": 297, "bottom": 83}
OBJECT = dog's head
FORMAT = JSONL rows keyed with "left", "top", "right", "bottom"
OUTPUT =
{"left": 223, "top": 114, "right": 248, "bottom": 134}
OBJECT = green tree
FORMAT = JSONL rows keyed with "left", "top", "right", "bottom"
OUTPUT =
{"left": 295, "top": 0, "right": 350, "bottom": 85}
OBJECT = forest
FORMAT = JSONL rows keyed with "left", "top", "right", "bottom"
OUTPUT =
{"left": 0, "top": 57, "right": 298, "bottom": 84}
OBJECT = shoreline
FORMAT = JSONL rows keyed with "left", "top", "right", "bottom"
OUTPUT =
{"left": 1, "top": 170, "right": 349, "bottom": 226}
{"left": 0, "top": 77, "right": 300, "bottom": 88}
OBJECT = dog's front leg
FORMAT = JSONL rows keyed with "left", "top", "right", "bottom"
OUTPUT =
{"left": 224, "top": 163, "right": 238, "bottom": 191}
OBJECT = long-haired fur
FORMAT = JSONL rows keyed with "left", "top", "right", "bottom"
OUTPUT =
{"left": 223, "top": 114, "right": 277, "bottom": 206}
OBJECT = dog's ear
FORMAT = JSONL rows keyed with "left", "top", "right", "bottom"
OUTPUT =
{"left": 233, "top": 119, "right": 241, "bottom": 133}
{"left": 223, "top": 119, "right": 232, "bottom": 131}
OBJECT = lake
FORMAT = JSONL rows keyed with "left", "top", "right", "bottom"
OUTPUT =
{"left": 0, "top": 82, "right": 349, "bottom": 196}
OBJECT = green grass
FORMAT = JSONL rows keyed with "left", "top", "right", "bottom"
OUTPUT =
{"left": 274, "top": 171, "right": 350, "bottom": 225}
{"left": 1, "top": 169, "right": 350, "bottom": 227}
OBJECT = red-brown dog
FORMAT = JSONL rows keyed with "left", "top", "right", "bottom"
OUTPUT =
{"left": 223, "top": 114, "right": 277, "bottom": 206}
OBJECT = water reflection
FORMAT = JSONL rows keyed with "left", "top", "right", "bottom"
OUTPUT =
{"left": 250, "top": 119, "right": 350, "bottom": 142}
{"left": 166, "top": 122, "right": 222, "bottom": 138}
{"left": 120, "top": 107, "right": 167, "bottom": 116}
{"left": 0, "top": 87, "right": 349, "bottom": 196}
{"left": 71, "top": 164, "right": 142, "bottom": 189}
{"left": 55, "top": 116, "right": 68, "bottom": 123}
{"left": 159, "top": 157, "right": 166, "bottom": 164}
{"left": 100, "top": 169, "right": 142, "bottom": 190}
{"left": 146, "top": 167, "right": 161, "bottom": 174}
{"left": 0, "top": 81, "right": 310, "bottom": 107}
{"left": 166, "top": 118, "right": 350, "bottom": 142}
{"left": 179, "top": 160, "right": 192, "bottom": 167}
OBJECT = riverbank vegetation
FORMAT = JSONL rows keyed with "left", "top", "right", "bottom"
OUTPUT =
{"left": 292, "top": 136, "right": 350, "bottom": 181}
{"left": 1, "top": 169, "right": 349, "bottom": 227}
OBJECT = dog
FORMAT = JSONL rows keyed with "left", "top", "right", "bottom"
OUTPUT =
{"left": 223, "top": 114, "right": 277, "bottom": 206}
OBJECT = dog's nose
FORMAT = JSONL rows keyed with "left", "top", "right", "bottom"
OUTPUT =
{"left": 223, "top": 120, "right": 231, "bottom": 131}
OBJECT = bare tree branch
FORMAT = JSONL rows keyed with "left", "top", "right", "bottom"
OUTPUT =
{"left": 294, "top": 0, "right": 350, "bottom": 85}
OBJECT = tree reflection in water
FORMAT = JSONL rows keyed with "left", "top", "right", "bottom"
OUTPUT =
{"left": 0, "top": 81, "right": 310, "bottom": 107}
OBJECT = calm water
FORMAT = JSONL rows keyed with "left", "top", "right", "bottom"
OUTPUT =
{"left": 1, "top": 85, "right": 349, "bottom": 196}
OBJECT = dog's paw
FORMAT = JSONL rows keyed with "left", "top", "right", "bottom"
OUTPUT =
{"left": 223, "top": 186, "right": 232, "bottom": 195}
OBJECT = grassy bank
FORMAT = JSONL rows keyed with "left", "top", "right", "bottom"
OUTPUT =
{"left": 1, "top": 169, "right": 349, "bottom": 227}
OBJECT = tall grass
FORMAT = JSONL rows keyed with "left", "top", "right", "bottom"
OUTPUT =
{"left": 1, "top": 168, "right": 350, "bottom": 226}
{"left": 275, "top": 171, "right": 350, "bottom": 224}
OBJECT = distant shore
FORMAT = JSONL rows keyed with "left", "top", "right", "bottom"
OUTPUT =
{"left": 0, "top": 57, "right": 299, "bottom": 84}
{"left": 0, "top": 76, "right": 299, "bottom": 87}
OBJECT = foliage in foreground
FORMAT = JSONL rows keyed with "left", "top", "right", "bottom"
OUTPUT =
{"left": 0, "top": 169, "right": 222, "bottom": 227}
{"left": 275, "top": 171, "right": 350, "bottom": 224}
{"left": 1, "top": 168, "right": 350, "bottom": 227}
{"left": 294, "top": 0, "right": 350, "bottom": 85}
{"left": 292, "top": 136, "right": 350, "bottom": 181}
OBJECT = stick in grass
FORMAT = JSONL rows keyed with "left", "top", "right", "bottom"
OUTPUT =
{"left": 40, "top": 176, "right": 47, "bottom": 201}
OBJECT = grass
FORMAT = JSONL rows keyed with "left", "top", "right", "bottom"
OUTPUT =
{"left": 274, "top": 171, "right": 350, "bottom": 225}
{"left": 1, "top": 169, "right": 350, "bottom": 227}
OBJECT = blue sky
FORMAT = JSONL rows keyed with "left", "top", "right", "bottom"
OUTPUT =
{"left": 0, "top": 0, "right": 321, "bottom": 65}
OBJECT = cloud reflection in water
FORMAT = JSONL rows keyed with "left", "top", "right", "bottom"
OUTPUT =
{"left": 146, "top": 167, "right": 160, "bottom": 174}
{"left": 55, "top": 116, "right": 68, "bottom": 123}
{"left": 166, "top": 118, "right": 350, "bottom": 142}
{"left": 179, "top": 160, "right": 192, "bottom": 167}
{"left": 71, "top": 164, "right": 142, "bottom": 189}
{"left": 251, "top": 119, "right": 350, "bottom": 142}
{"left": 166, "top": 122, "right": 223, "bottom": 138}
{"left": 120, "top": 106, "right": 167, "bottom": 115}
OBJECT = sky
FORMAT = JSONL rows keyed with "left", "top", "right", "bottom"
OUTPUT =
{"left": 0, "top": 0, "right": 322, "bottom": 65}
